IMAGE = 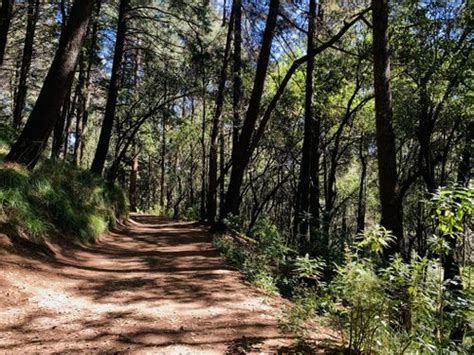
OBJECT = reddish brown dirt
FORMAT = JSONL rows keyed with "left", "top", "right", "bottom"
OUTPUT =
{"left": 0, "top": 215, "right": 337, "bottom": 354}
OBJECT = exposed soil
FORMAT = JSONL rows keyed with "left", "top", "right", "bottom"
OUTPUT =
{"left": 0, "top": 215, "right": 337, "bottom": 354}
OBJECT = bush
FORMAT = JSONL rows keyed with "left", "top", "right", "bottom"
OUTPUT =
{"left": 0, "top": 160, "right": 128, "bottom": 243}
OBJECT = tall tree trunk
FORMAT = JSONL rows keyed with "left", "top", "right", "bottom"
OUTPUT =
{"left": 372, "top": 0, "right": 404, "bottom": 257}
{"left": 294, "top": 0, "right": 316, "bottom": 246}
{"left": 221, "top": 0, "right": 280, "bottom": 219}
{"left": 309, "top": 115, "right": 320, "bottom": 231}
{"left": 356, "top": 137, "right": 367, "bottom": 234}
{"left": 0, "top": 0, "right": 13, "bottom": 67}
{"left": 90, "top": 0, "right": 129, "bottom": 175}
{"left": 189, "top": 97, "right": 195, "bottom": 205}
{"left": 230, "top": 0, "right": 242, "bottom": 167}
{"left": 5, "top": 0, "right": 93, "bottom": 168}
{"left": 50, "top": 1, "right": 72, "bottom": 161}
{"left": 207, "top": 5, "right": 234, "bottom": 223}
{"left": 73, "top": 51, "right": 88, "bottom": 165}
{"left": 417, "top": 81, "right": 436, "bottom": 192}
{"left": 74, "top": 0, "right": 101, "bottom": 166}
{"left": 129, "top": 143, "right": 139, "bottom": 212}
{"left": 12, "top": 0, "right": 40, "bottom": 129}
{"left": 456, "top": 121, "right": 473, "bottom": 186}
{"left": 219, "top": 121, "right": 226, "bottom": 215}
{"left": 160, "top": 110, "right": 166, "bottom": 210}
{"left": 51, "top": 85, "right": 72, "bottom": 159}
{"left": 62, "top": 87, "right": 78, "bottom": 159}
{"left": 200, "top": 70, "right": 207, "bottom": 221}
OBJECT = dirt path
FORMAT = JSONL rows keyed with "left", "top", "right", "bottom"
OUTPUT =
{"left": 0, "top": 215, "right": 335, "bottom": 354}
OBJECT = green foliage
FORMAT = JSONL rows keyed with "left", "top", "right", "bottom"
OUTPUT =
{"left": 355, "top": 224, "right": 394, "bottom": 255}
{"left": 280, "top": 289, "right": 319, "bottom": 334}
{"left": 429, "top": 186, "right": 473, "bottom": 255}
{"left": 213, "top": 236, "right": 279, "bottom": 294}
{"left": 319, "top": 216, "right": 472, "bottom": 353}
{"left": 293, "top": 254, "right": 324, "bottom": 280}
{"left": 222, "top": 214, "right": 244, "bottom": 233}
{"left": 275, "top": 189, "right": 473, "bottom": 353}
{"left": 0, "top": 160, "right": 128, "bottom": 243}
{"left": 251, "top": 217, "right": 291, "bottom": 266}
{"left": 0, "top": 123, "right": 16, "bottom": 159}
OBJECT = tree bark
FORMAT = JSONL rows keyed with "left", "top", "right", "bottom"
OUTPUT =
{"left": 73, "top": 1, "right": 101, "bottom": 166}
{"left": 12, "top": 0, "right": 40, "bottom": 129}
{"left": 160, "top": 110, "right": 166, "bottom": 210}
{"left": 294, "top": 0, "right": 317, "bottom": 246}
{"left": 5, "top": 0, "right": 93, "bottom": 168}
{"left": 207, "top": 5, "right": 234, "bottom": 223}
{"left": 200, "top": 69, "right": 207, "bottom": 221}
{"left": 372, "top": 0, "right": 404, "bottom": 257}
{"left": 0, "top": 0, "right": 13, "bottom": 67}
{"left": 230, "top": 0, "right": 242, "bottom": 170}
{"left": 51, "top": 85, "right": 72, "bottom": 159}
{"left": 90, "top": 0, "right": 129, "bottom": 175}
{"left": 356, "top": 137, "right": 367, "bottom": 234}
{"left": 456, "top": 121, "right": 473, "bottom": 186}
{"left": 417, "top": 81, "right": 436, "bottom": 192}
{"left": 129, "top": 143, "right": 139, "bottom": 212}
{"left": 221, "top": 0, "right": 280, "bottom": 219}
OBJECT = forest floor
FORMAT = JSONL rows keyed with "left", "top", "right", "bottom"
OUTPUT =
{"left": 0, "top": 215, "right": 337, "bottom": 354}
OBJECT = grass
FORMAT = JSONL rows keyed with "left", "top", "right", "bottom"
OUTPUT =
{"left": 0, "top": 160, "right": 128, "bottom": 243}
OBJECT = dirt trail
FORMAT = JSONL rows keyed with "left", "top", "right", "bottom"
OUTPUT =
{"left": 0, "top": 215, "right": 335, "bottom": 354}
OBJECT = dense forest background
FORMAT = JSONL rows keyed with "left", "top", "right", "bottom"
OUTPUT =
{"left": 0, "top": 0, "right": 472, "bottom": 353}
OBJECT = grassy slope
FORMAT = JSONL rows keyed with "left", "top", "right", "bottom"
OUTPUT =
{"left": 0, "top": 123, "right": 128, "bottom": 244}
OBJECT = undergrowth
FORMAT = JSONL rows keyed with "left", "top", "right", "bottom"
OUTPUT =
{"left": 0, "top": 160, "right": 128, "bottom": 243}
{"left": 213, "top": 187, "right": 473, "bottom": 354}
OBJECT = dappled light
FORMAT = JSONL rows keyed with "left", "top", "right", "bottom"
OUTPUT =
{"left": 0, "top": 215, "right": 336, "bottom": 353}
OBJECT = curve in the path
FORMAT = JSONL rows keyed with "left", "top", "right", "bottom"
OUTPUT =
{"left": 0, "top": 215, "right": 335, "bottom": 354}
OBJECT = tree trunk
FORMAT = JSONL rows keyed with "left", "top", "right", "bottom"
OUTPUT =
{"left": 230, "top": 0, "right": 242, "bottom": 167}
{"left": 5, "top": 0, "right": 93, "bottom": 168}
{"left": 417, "top": 81, "right": 436, "bottom": 192}
{"left": 0, "top": 0, "right": 13, "bottom": 67}
{"left": 221, "top": 0, "right": 280, "bottom": 219}
{"left": 207, "top": 5, "right": 234, "bottom": 223}
{"left": 129, "top": 143, "right": 139, "bottom": 212}
{"left": 160, "top": 111, "right": 166, "bottom": 210}
{"left": 456, "top": 120, "right": 472, "bottom": 186}
{"left": 294, "top": 0, "right": 317, "bottom": 246}
{"left": 73, "top": 51, "right": 88, "bottom": 165}
{"left": 356, "top": 137, "right": 367, "bottom": 234}
{"left": 12, "top": 0, "right": 40, "bottom": 129}
{"left": 90, "top": 0, "right": 129, "bottom": 175}
{"left": 62, "top": 86, "right": 78, "bottom": 159}
{"left": 51, "top": 85, "right": 72, "bottom": 159}
{"left": 372, "top": 0, "right": 404, "bottom": 257}
{"left": 200, "top": 71, "right": 207, "bottom": 221}
{"left": 74, "top": 0, "right": 101, "bottom": 166}
{"left": 189, "top": 97, "right": 195, "bottom": 205}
